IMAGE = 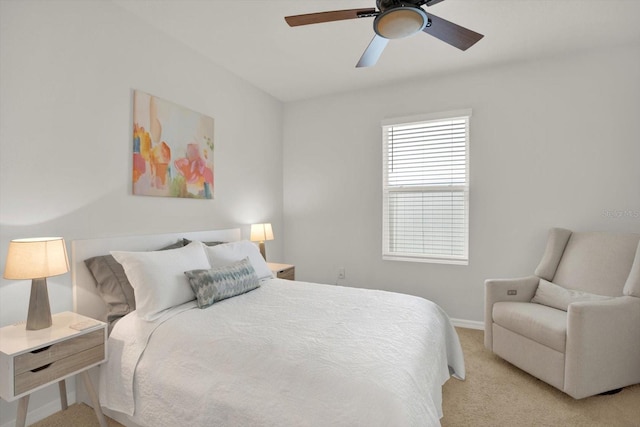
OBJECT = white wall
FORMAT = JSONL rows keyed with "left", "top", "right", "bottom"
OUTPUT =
{"left": 283, "top": 44, "right": 640, "bottom": 323}
{"left": 0, "top": 1, "right": 283, "bottom": 425}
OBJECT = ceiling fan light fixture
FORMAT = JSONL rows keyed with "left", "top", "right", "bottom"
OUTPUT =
{"left": 374, "top": 7, "right": 428, "bottom": 39}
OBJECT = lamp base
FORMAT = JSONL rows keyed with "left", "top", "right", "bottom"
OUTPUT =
{"left": 258, "top": 241, "right": 266, "bottom": 260}
{"left": 26, "top": 278, "right": 52, "bottom": 330}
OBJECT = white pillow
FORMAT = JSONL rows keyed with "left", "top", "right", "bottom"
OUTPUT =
{"left": 202, "top": 240, "right": 273, "bottom": 280}
{"left": 111, "top": 241, "right": 210, "bottom": 320}
{"left": 531, "top": 279, "right": 612, "bottom": 311}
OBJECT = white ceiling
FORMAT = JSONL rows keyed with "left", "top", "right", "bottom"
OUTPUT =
{"left": 113, "top": 0, "right": 640, "bottom": 102}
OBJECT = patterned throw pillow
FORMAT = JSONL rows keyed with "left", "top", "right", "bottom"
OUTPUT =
{"left": 184, "top": 257, "right": 260, "bottom": 309}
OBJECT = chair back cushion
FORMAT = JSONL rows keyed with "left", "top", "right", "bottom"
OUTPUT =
{"left": 552, "top": 231, "right": 640, "bottom": 296}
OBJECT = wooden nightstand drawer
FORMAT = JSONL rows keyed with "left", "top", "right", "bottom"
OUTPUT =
{"left": 277, "top": 267, "right": 295, "bottom": 280}
{"left": 15, "top": 344, "right": 105, "bottom": 395}
{"left": 267, "top": 263, "right": 295, "bottom": 281}
{"left": 14, "top": 329, "right": 104, "bottom": 374}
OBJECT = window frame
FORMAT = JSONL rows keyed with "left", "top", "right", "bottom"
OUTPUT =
{"left": 381, "top": 109, "right": 471, "bottom": 265}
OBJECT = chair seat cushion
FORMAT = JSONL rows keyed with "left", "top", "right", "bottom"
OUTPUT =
{"left": 493, "top": 302, "right": 567, "bottom": 353}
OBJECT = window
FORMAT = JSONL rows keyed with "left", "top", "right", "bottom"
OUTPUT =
{"left": 382, "top": 110, "right": 470, "bottom": 265}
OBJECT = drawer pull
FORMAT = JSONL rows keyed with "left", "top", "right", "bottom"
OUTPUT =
{"left": 31, "top": 363, "right": 53, "bottom": 373}
{"left": 31, "top": 346, "right": 51, "bottom": 354}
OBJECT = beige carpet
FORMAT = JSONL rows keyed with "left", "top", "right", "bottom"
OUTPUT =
{"left": 32, "top": 327, "right": 639, "bottom": 426}
{"left": 29, "top": 404, "right": 123, "bottom": 427}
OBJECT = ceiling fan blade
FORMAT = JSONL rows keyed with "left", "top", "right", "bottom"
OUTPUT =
{"left": 356, "top": 35, "right": 389, "bottom": 68}
{"left": 423, "top": 12, "right": 484, "bottom": 51}
{"left": 285, "top": 8, "right": 377, "bottom": 27}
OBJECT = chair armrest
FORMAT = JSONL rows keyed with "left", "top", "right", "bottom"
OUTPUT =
{"left": 564, "top": 296, "right": 640, "bottom": 398}
{"left": 484, "top": 275, "right": 539, "bottom": 350}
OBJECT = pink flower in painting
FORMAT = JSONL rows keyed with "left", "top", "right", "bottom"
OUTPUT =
{"left": 174, "top": 143, "right": 213, "bottom": 185}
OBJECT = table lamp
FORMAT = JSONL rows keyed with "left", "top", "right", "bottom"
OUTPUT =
{"left": 250, "top": 223, "right": 274, "bottom": 260}
{"left": 3, "top": 237, "right": 69, "bottom": 330}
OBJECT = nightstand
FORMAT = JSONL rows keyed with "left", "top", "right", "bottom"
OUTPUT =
{"left": 268, "top": 262, "right": 295, "bottom": 280}
{"left": 0, "top": 311, "right": 108, "bottom": 427}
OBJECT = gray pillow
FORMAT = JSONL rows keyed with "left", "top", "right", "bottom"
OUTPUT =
{"left": 184, "top": 257, "right": 260, "bottom": 309}
{"left": 84, "top": 239, "right": 185, "bottom": 325}
{"left": 182, "top": 238, "right": 225, "bottom": 247}
{"left": 85, "top": 254, "right": 136, "bottom": 325}
{"left": 160, "top": 240, "right": 187, "bottom": 250}
{"left": 531, "top": 279, "right": 612, "bottom": 311}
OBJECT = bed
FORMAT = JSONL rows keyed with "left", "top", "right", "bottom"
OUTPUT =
{"left": 71, "top": 229, "right": 465, "bottom": 427}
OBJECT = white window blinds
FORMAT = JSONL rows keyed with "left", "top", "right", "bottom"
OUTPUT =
{"left": 382, "top": 111, "right": 470, "bottom": 264}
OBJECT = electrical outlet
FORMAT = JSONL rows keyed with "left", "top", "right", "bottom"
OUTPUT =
{"left": 338, "top": 268, "right": 345, "bottom": 280}
{"left": 507, "top": 290, "right": 517, "bottom": 296}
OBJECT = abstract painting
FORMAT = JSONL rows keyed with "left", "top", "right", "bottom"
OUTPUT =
{"left": 132, "top": 90, "right": 214, "bottom": 199}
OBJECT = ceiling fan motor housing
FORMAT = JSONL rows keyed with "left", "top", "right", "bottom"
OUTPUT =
{"left": 374, "top": 0, "right": 429, "bottom": 39}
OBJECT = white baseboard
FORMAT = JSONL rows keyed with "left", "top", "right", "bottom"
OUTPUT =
{"left": 451, "top": 318, "right": 484, "bottom": 330}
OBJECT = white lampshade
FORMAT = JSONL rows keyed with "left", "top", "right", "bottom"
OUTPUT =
{"left": 4, "top": 237, "right": 69, "bottom": 279}
{"left": 250, "top": 223, "right": 274, "bottom": 243}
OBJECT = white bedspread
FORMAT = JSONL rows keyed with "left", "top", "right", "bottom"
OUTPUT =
{"left": 100, "top": 279, "right": 464, "bottom": 427}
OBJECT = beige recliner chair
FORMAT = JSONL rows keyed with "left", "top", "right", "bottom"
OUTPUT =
{"left": 484, "top": 228, "right": 640, "bottom": 399}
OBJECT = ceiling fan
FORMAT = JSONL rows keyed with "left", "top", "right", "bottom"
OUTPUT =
{"left": 285, "top": 0, "right": 484, "bottom": 68}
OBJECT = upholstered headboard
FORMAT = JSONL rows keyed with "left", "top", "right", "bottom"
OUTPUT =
{"left": 71, "top": 228, "right": 242, "bottom": 321}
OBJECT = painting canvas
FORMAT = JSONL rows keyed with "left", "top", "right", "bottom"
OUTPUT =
{"left": 132, "top": 90, "right": 214, "bottom": 199}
